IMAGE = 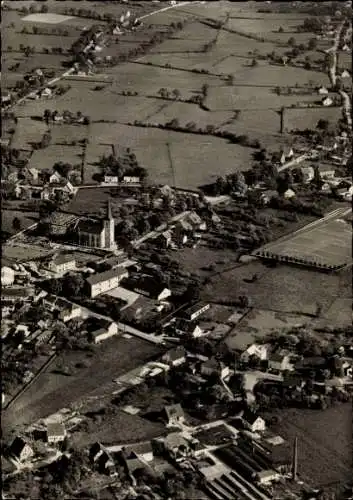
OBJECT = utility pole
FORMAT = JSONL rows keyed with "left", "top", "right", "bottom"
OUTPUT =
{"left": 280, "top": 106, "right": 285, "bottom": 134}
{"left": 166, "top": 142, "right": 176, "bottom": 187}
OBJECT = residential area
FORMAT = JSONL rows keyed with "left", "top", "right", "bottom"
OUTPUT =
{"left": 1, "top": 1, "right": 352, "bottom": 500}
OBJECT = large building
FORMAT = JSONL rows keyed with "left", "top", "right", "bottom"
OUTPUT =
{"left": 76, "top": 200, "right": 116, "bottom": 250}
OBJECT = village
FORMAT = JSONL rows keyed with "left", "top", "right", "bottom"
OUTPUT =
{"left": 1, "top": 1, "right": 353, "bottom": 500}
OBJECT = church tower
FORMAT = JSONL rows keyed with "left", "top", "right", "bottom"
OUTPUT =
{"left": 104, "top": 199, "right": 116, "bottom": 249}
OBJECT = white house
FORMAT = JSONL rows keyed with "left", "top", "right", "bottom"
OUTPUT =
{"left": 162, "top": 346, "right": 187, "bottom": 366}
{"left": 87, "top": 268, "right": 129, "bottom": 298}
{"left": 268, "top": 353, "right": 293, "bottom": 372}
{"left": 341, "top": 69, "right": 350, "bottom": 78}
{"left": 283, "top": 188, "right": 296, "bottom": 199}
{"left": 241, "top": 411, "right": 266, "bottom": 433}
{"left": 322, "top": 96, "right": 333, "bottom": 106}
{"left": 91, "top": 321, "right": 119, "bottom": 344}
{"left": 123, "top": 176, "right": 140, "bottom": 184}
{"left": 1, "top": 266, "right": 15, "bottom": 286}
{"left": 57, "top": 300, "right": 82, "bottom": 323}
{"left": 241, "top": 343, "right": 269, "bottom": 362}
{"left": 104, "top": 175, "right": 119, "bottom": 184}
{"left": 46, "top": 423, "right": 67, "bottom": 444}
{"left": 182, "top": 302, "right": 210, "bottom": 321}
{"left": 320, "top": 169, "right": 335, "bottom": 180}
{"left": 300, "top": 166, "right": 315, "bottom": 183}
{"left": 49, "top": 172, "right": 63, "bottom": 184}
{"left": 318, "top": 86, "right": 329, "bottom": 95}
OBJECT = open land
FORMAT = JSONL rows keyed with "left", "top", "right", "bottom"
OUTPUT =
{"left": 2, "top": 336, "right": 163, "bottom": 438}
{"left": 270, "top": 404, "right": 352, "bottom": 487}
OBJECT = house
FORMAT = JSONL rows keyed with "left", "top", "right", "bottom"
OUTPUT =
{"left": 260, "top": 190, "right": 278, "bottom": 205}
{"left": 1, "top": 287, "right": 34, "bottom": 303}
{"left": 341, "top": 69, "right": 350, "bottom": 78}
{"left": 46, "top": 423, "right": 66, "bottom": 444}
{"left": 57, "top": 300, "right": 82, "bottom": 323}
{"left": 131, "top": 277, "right": 171, "bottom": 301}
{"left": 318, "top": 86, "right": 329, "bottom": 95}
{"left": 41, "top": 187, "right": 51, "bottom": 200}
{"left": 182, "top": 302, "right": 210, "bottom": 321}
{"left": 47, "top": 254, "right": 76, "bottom": 274}
{"left": 123, "top": 176, "right": 140, "bottom": 184}
{"left": 241, "top": 343, "right": 269, "bottom": 363}
{"left": 104, "top": 175, "right": 119, "bottom": 184}
{"left": 162, "top": 346, "right": 187, "bottom": 366}
{"left": 152, "top": 433, "right": 192, "bottom": 460}
{"left": 320, "top": 169, "right": 335, "bottom": 180}
{"left": 201, "top": 358, "right": 230, "bottom": 379}
{"left": 280, "top": 151, "right": 286, "bottom": 165}
{"left": 163, "top": 403, "right": 185, "bottom": 426}
{"left": 322, "top": 96, "right": 333, "bottom": 106}
{"left": 283, "top": 188, "right": 296, "bottom": 199}
{"left": 256, "top": 470, "right": 281, "bottom": 485}
{"left": 173, "top": 220, "right": 192, "bottom": 245}
{"left": 77, "top": 200, "right": 116, "bottom": 250}
{"left": 156, "top": 230, "right": 172, "bottom": 249}
{"left": 343, "top": 360, "right": 353, "bottom": 378}
{"left": 90, "top": 443, "right": 116, "bottom": 476}
{"left": 43, "top": 294, "right": 59, "bottom": 312}
{"left": 173, "top": 319, "right": 203, "bottom": 338}
{"left": 9, "top": 437, "right": 34, "bottom": 462}
{"left": 241, "top": 411, "right": 266, "bottom": 433}
{"left": 86, "top": 267, "right": 129, "bottom": 298}
{"left": 268, "top": 353, "right": 292, "bottom": 372}
{"left": 123, "top": 442, "right": 154, "bottom": 463}
{"left": 286, "top": 148, "right": 294, "bottom": 159}
{"left": 184, "top": 211, "right": 207, "bottom": 231}
{"left": 90, "top": 320, "right": 118, "bottom": 344}
{"left": 1, "top": 266, "right": 15, "bottom": 286}
{"left": 35, "top": 329, "right": 53, "bottom": 345}
{"left": 342, "top": 44, "right": 351, "bottom": 52}
{"left": 301, "top": 166, "right": 315, "bottom": 182}
{"left": 41, "top": 87, "right": 52, "bottom": 98}
{"left": 49, "top": 172, "right": 63, "bottom": 185}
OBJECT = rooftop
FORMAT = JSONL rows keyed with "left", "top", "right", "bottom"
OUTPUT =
{"left": 47, "top": 422, "right": 66, "bottom": 437}
{"left": 87, "top": 267, "right": 128, "bottom": 286}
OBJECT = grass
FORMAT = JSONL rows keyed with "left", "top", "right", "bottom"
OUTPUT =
{"left": 257, "top": 210, "right": 352, "bottom": 267}
{"left": 201, "top": 261, "right": 347, "bottom": 316}
{"left": 2, "top": 240, "right": 53, "bottom": 262}
{"left": 28, "top": 144, "right": 83, "bottom": 171}
{"left": 284, "top": 106, "right": 343, "bottom": 131}
{"left": 2, "top": 336, "right": 164, "bottom": 437}
{"left": 1, "top": 210, "right": 39, "bottom": 236}
{"left": 270, "top": 405, "right": 352, "bottom": 488}
{"left": 168, "top": 245, "right": 239, "bottom": 277}
{"left": 10, "top": 117, "right": 48, "bottom": 151}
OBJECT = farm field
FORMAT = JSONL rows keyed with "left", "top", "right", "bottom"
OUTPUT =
{"left": 255, "top": 208, "right": 352, "bottom": 267}
{"left": 28, "top": 144, "right": 83, "bottom": 171}
{"left": 320, "top": 298, "right": 352, "bottom": 327}
{"left": 10, "top": 117, "right": 48, "bottom": 151}
{"left": 2, "top": 336, "right": 163, "bottom": 438}
{"left": 1, "top": 210, "right": 39, "bottom": 237}
{"left": 270, "top": 405, "right": 352, "bottom": 488}
{"left": 2, "top": 240, "right": 53, "bottom": 263}
{"left": 284, "top": 105, "right": 343, "bottom": 131}
{"left": 201, "top": 261, "right": 348, "bottom": 316}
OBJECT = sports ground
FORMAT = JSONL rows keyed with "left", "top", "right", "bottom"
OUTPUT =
{"left": 254, "top": 207, "right": 352, "bottom": 269}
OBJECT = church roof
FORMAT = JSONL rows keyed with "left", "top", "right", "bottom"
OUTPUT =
{"left": 77, "top": 219, "right": 104, "bottom": 234}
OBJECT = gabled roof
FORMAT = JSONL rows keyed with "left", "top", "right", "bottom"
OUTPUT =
{"left": 242, "top": 409, "right": 262, "bottom": 426}
{"left": 10, "top": 437, "right": 31, "bottom": 457}
{"left": 87, "top": 267, "right": 128, "bottom": 286}
{"left": 47, "top": 422, "right": 66, "bottom": 438}
{"left": 164, "top": 403, "right": 184, "bottom": 421}
{"left": 164, "top": 346, "right": 186, "bottom": 362}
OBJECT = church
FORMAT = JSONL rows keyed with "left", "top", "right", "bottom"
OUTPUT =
{"left": 76, "top": 200, "right": 116, "bottom": 250}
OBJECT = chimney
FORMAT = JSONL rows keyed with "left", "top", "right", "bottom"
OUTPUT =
{"left": 292, "top": 436, "right": 298, "bottom": 481}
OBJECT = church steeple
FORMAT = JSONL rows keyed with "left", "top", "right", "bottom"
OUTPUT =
{"left": 107, "top": 199, "right": 113, "bottom": 220}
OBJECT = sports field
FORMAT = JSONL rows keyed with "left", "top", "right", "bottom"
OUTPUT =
{"left": 254, "top": 207, "right": 352, "bottom": 268}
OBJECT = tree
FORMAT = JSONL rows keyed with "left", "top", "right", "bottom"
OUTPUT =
{"left": 288, "top": 37, "right": 296, "bottom": 47}
{"left": 12, "top": 217, "right": 22, "bottom": 232}
{"left": 64, "top": 274, "right": 85, "bottom": 297}
{"left": 308, "top": 37, "right": 317, "bottom": 50}
{"left": 40, "top": 4, "right": 49, "bottom": 14}
{"left": 251, "top": 58, "right": 258, "bottom": 67}
{"left": 278, "top": 26, "right": 284, "bottom": 33}
{"left": 171, "top": 89, "right": 181, "bottom": 100}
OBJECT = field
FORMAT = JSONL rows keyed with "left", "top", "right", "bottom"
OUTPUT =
{"left": 201, "top": 260, "right": 350, "bottom": 316}
{"left": 284, "top": 105, "right": 343, "bottom": 131}
{"left": 1, "top": 210, "right": 39, "bottom": 236}
{"left": 28, "top": 144, "right": 83, "bottom": 171}
{"left": 2, "top": 336, "right": 163, "bottom": 438}
{"left": 254, "top": 208, "right": 352, "bottom": 267}
{"left": 270, "top": 405, "right": 352, "bottom": 488}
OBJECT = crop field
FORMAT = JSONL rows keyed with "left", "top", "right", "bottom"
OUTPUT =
{"left": 1, "top": 210, "right": 39, "bottom": 237}
{"left": 2, "top": 336, "right": 163, "bottom": 436}
{"left": 271, "top": 405, "right": 352, "bottom": 487}
{"left": 201, "top": 261, "right": 347, "bottom": 316}
{"left": 254, "top": 208, "right": 352, "bottom": 267}
{"left": 10, "top": 118, "right": 48, "bottom": 150}
{"left": 284, "top": 105, "right": 343, "bottom": 131}
{"left": 28, "top": 144, "right": 83, "bottom": 171}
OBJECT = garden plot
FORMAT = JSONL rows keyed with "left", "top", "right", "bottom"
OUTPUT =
{"left": 28, "top": 144, "right": 83, "bottom": 172}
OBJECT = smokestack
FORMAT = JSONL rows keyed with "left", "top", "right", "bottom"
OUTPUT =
{"left": 280, "top": 107, "right": 285, "bottom": 134}
{"left": 292, "top": 436, "right": 298, "bottom": 481}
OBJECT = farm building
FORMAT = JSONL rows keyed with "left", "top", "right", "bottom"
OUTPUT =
{"left": 91, "top": 320, "right": 119, "bottom": 344}
{"left": 47, "top": 254, "right": 76, "bottom": 274}
{"left": 46, "top": 423, "right": 67, "bottom": 444}
{"left": 241, "top": 343, "right": 270, "bottom": 362}
{"left": 76, "top": 200, "right": 116, "bottom": 250}
{"left": 162, "top": 346, "right": 187, "bottom": 366}
{"left": 182, "top": 302, "right": 210, "bottom": 321}
{"left": 9, "top": 437, "right": 34, "bottom": 462}
{"left": 201, "top": 358, "right": 230, "bottom": 379}
{"left": 86, "top": 267, "right": 129, "bottom": 298}
{"left": 163, "top": 404, "right": 185, "bottom": 426}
